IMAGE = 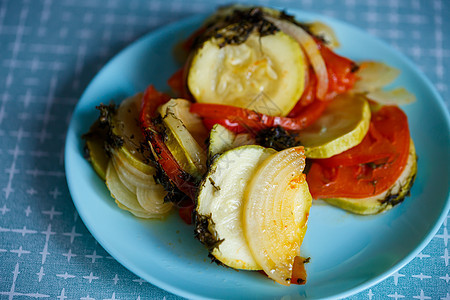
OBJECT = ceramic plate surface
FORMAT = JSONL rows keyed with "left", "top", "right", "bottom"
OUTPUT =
{"left": 65, "top": 10, "right": 450, "bottom": 300}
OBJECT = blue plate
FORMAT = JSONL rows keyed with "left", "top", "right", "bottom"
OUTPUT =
{"left": 65, "top": 10, "right": 450, "bottom": 300}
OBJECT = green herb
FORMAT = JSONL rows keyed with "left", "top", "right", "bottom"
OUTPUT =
{"left": 256, "top": 126, "right": 301, "bottom": 151}
{"left": 193, "top": 7, "right": 280, "bottom": 49}
{"left": 82, "top": 103, "right": 123, "bottom": 157}
{"left": 207, "top": 153, "right": 221, "bottom": 168}
{"left": 194, "top": 212, "right": 224, "bottom": 265}
{"left": 208, "top": 177, "right": 221, "bottom": 191}
{"left": 380, "top": 172, "right": 416, "bottom": 206}
{"left": 296, "top": 278, "right": 305, "bottom": 284}
{"left": 152, "top": 159, "right": 196, "bottom": 206}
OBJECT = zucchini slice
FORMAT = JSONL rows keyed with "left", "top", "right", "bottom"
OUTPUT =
{"left": 298, "top": 93, "right": 371, "bottom": 159}
{"left": 196, "top": 145, "right": 276, "bottom": 270}
{"left": 321, "top": 140, "right": 417, "bottom": 215}
{"left": 158, "top": 99, "right": 208, "bottom": 178}
{"left": 112, "top": 93, "right": 155, "bottom": 174}
{"left": 159, "top": 98, "right": 209, "bottom": 146}
{"left": 83, "top": 93, "right": 154, "bottom": 180}
{"left": 83, "top": 120, "right": 109, "bottom": 180}
{"left": 187, "top": 28, "right": 306, "bottom": 116}
{"left": 208, "top": 124, "right": 235, "bottom": 160}
{"left": 208, "top": 124, "right": 256, "bottom": 160}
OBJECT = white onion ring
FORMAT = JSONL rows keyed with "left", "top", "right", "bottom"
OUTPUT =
{"left": 265, "top": 16, "right": 329, "bottom": 100}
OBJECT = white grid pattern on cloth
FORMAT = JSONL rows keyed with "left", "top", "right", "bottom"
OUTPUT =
{"left": 0, "top": 0, "right": 448, "bottom": 299}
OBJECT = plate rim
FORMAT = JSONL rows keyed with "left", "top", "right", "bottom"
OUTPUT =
{"left": 65, "top": 9, "right": 450, "bottom": 300}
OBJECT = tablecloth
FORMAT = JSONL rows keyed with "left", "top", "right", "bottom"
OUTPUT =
{"left": 0, "top": 0, "right": 449, "bottom": 299}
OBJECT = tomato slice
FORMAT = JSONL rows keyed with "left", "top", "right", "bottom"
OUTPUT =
{"left": 307, "top": 106, "right": 410, "bottom": 198}
{"left": 178, "top": 204, "right": 195, "bottom": 225}
{"left": 318, "top": 41, "right": 358, "bottom": 100}
{"left": 290, "top": 42, "right": 358, "bottom": 113}
{"left": 319, "top": 123, "right": 396, "bottom": 167}
{"left": 290, "top": 256, "right": 308, "bottom": 285}
{"left": 139, "top": 85, "right": 171, "bottom": 127}
{"left": 167, "top": 65, "right": 192, "bottom": 100}
{"left": 190, "top": 100, "right": 327, "bottom": 133}
{"left": 139, "top": 85, "right": 197, "bottom": 202}
{"left": 182, "top": 26, "right": 207, "bottom": 52}
{"left": 201, "top": 118, "right": 247, "bottom": 134}
{"left": 288, "top": 67, "right": 317, "bottom": 116}
{"left": 167, "top": 67, "right": 185, "bottom": 97}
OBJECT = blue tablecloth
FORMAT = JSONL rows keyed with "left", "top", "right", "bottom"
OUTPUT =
{"left": 0, "top": 0, "right": 449, "bottom": 299}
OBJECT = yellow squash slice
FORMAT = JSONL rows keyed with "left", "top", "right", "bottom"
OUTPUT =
{"left": 298, "top": 93, "right": 371, "bottom": 159}
{"left": 112, "top": 93, "right": 155, "bottom": 174}
{"left": 158, "top": 99, "right": 208, "bottom": 178}
{"left": 188, "top": 29, "right": 306, "bottom": 116}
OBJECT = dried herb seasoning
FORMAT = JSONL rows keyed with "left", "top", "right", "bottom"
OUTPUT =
{"left": 256, "top": 126, "right": 301, "bottom": 151}
{"left": 82, "top": 102, "right": 124, "bottom": 156}
{"left": 191, "top": 6, "right": 280, "bottom": 50}
{"left": 193, "top": 212, "right": 225, "bottom": 265}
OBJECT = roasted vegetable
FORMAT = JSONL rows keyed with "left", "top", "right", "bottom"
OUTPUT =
{"left": 83, "top": 119, "right": 110, "bottom": 180}
{"left": 111, "top": 93, "right": 154, "bottom": 174}
{"left": 190, "top": 100, "right": 328, "bottom": 132}
{"left": 256, "top": 126, "right": 300, "bottom": 151}
{"left": 101, "top": 94, "right": 173, "bottom": 218}
{"left": 196, "top": 146, "right": 276, "bottom": 269}
{"left": 139, "top": 86, "right": 198, "bottom": 202}
{"left": 207, "top": 124, "right": 255, "bottom": 162}
{"left": 244, "top": 146, "right": 311, "bottom": 285}
{"left": 321, "top": 140, "right": 417, "bottom": 214}
{"left": 307, "top": 105, "right": 414, "bottom": 213}
{"left": 158, "top": 99, "right": 208, "bottom": 178}
{"left": 187, "top": 9, "right": 306, "bottom": 117}
{"left": 106, "top": 160, "right": 171, "bottom": 219}
{"left": 297, "top": 93, "right": 371, "bottom": 158}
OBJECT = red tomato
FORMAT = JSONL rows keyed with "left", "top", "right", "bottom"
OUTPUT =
{"left": 290, "top": 256, "right": 308, "bottom": 285}
{"left": 139, "top": 85, "right": 197, "bottom": 201}
{"left": 319, "top": 123, "right": 396, "bottom": 167}
{"left": 139, "top": 85, "right": 171, "bottom": 127}
{"left": 201, "top": 118, "right": 247, "bottom": 134}
{"left": 318, "top": 41, "right": 358, "bottom": 100}
{"left": 167, "top": 65, "right": 192, "bottom": 100}
{"left": 178, "top": 204, "right": 195, "bottom": 225}
{"left": 190, "top": 100, "right": 327, "bottom": 133}
{"left": 288, "top": 67, "right": 317, "bottom": 116}
{"left": 307, "top": 106, "right": 411, "bottom": 199}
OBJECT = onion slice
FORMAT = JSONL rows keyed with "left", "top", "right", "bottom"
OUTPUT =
{"left": 106, "top": 162, "right": 158, "bottom": 218}
{"left": 308, "top": 21, "right": 340, "bottom": 48}
{"left": 243, "top": 147, "right": 312, "bottom": 285}
{"left": 265, "top": 16, "right": 329, "bottom": 100}
{"left": 136, "top": 186, "right": 172, "bottom": 215}
{"left": 352, "top": 61, "right": 400, "bottom": 93}
{"left": 366, "top": 87, "right": 416, "bottom": 105}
